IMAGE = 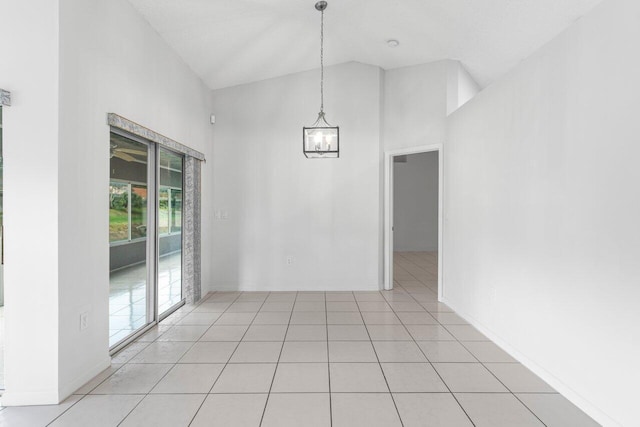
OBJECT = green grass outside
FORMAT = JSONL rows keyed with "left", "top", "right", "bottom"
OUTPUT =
{"left": 109, "top": 208, "right": 129, "bottom": 241}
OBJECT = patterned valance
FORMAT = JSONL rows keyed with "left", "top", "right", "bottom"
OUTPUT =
{"left": 1, "top": 89, "right": 11, "bottom": 106}
{"left": 107, "top": 113, "right": 205, "bottom": 161}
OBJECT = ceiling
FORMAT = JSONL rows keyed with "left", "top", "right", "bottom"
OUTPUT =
{"left": 127, "top": 0, "right": 603, "bottom": 90}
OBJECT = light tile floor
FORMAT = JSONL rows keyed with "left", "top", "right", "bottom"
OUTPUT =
{"left": 109, "top": 252, "right": 182, "bottom": 345}
{"left": 0, "top": 252, "right": 600, "bottom": 426}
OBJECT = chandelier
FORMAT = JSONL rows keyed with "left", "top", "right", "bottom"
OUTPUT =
{"left": 303, "top": 1, "right": 339, "bottom": 158}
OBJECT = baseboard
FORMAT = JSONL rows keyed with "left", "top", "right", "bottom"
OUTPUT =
{"left": 441, "top": 297, "right": 621, "bottom": 427}
{"left": 59, "top": 356, "right": 112, "bottom": 401}
{"left": 0, "top": 390, "right": 61, "bottom": 407}
{"left": 1, "top": 356, "right": 111, "bottom": 407}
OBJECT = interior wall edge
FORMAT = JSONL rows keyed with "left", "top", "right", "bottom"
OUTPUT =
{"left": 57, "top": 357, "right": 111, "bottom": 401}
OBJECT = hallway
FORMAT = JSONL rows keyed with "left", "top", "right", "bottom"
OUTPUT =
{"left": 0, "top": 253, "right": 598, "bottom": 426}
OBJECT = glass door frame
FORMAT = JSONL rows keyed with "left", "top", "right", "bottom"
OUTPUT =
{"left": 157, "top": 145, "right": 186, "bottom": 322}
{"left": 109, "top": 128, "right": 156, "bottom": 353}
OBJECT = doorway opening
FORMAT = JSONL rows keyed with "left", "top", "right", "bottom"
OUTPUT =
{"left": 109, "top": 130, "right": 185, "bottom": 350}
{"left": 384, "top": 145, "right": 442, "bottom": 299}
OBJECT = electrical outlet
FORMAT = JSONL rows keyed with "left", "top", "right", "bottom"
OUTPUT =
{"left": 221, "top": 210, "right": 228, "bottom": 220}
{"left": 80, "top": 312, "right": 89, "bottom": 331}
{"left": 286, "top": 256, "right": 294, "bottom": 265}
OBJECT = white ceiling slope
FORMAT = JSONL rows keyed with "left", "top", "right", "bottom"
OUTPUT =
{"left": 127, "top": 0, "right": 603, "bottom": 90}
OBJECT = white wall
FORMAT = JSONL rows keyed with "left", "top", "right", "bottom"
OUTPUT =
{"left": 1, "top": 0, "right": 214, "bottom": 405}
{"left": 393, "top": 152, "right": 439, "bottom": 251}
{"left": 447, "top": 61, "right": 481, "bottom": 115}
{"left": 0, "top": 0, "right": 61, "bottom": 406}
{"left": 210, "top": 62, "right": 382, "bottom": 291}
{"left": 456, "top": 65, "right": 481, "bottom": 110}
{"left": 208, "top": 60, "right": 464, "bottom": 292}
{"left": 383, "top": 61, "right": 449, "bottom": 152}
{"left": 383, "top": 60, "right": 479, "bottom": 151}
{"left": 56, "top": 0, "right": 214, "bottom": 400}
{"left": 444, "top": 0, "right": 640, "bottom": 425}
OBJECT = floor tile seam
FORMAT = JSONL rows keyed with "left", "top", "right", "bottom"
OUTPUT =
{"left": 437, "top": 323, "right": 472, "bottom": 343}
{"left": 355, "top": 294, "right": 405, "bottom": 427}
{"left": 44, "top": 394, "right": 89, "bottom": 426}
{"left": 470, "top": 352, "right": 551, "bottom": 426}
{"left": 113, "top": 393, "right": 207, "bottom": 427}
{"left": 204, "top": 292, "right": 269, "bottom": 391}
{"left": 99, "top": 327, "right": 171, "bottom": 383}
{"left": 398, "top": 277, "right": 478, "bottom": 427}
{"left": 258, "top": 291, "right": 299, "bottom": 427}
{"left": 397, "top": 258, "right": 438, "bottom": 298}
{"left": 179, "top": 291, "right": 246, "bottom": 427}
{"left": 456, "top": 340, "right": 516, "bottom": 364}
{"left": 75, "top": 359, "right": 130, "bottom": 396}
{"left": 511, "top": 392, "right": 556, "bottom": 427}
{"left": 325, "top": 292, "right": 334, "bottom": 427}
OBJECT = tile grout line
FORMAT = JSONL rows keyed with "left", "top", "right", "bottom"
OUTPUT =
{"left": 511, "top": 393, "right": 550, "bottom": 427}
{"left": 325, "top": 292, "right": 333, "bottom": 427}
{"left": 392, "top": 255, "right": 481, "bottom": 426}
{"left": 120, "top": 291, "right": 242, "bottom": 427}
{"left": 454, "top": 336, "right": 550, "bottom": 426}
{"left": 187, "top": 290, "right": 269, "bottom": 427}
{"left": 354, "top": 293, "right": 405, "bottom": 427}
{"left": 133, "top": 291, "right": 232, "bottom": 426}
{"left": 396, "top": 285, "right": 478, "bottom": 427}
{"left": 43, "top": 395, "right": 86, "bottom": 426}
{"left": 258, "top": 291, "right": 298, "bottom": 427}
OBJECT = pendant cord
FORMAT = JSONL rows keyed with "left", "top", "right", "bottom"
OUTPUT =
{"left": 320, "top": 8, "right": 324, "bottom": 114}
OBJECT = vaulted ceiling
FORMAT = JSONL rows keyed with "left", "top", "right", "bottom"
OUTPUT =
{"left": 127, "top": 0, "right": 603, "bottom": 90}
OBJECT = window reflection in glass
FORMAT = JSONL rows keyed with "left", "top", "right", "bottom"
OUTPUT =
{"left": 170, "top": 189, "right": 182, "bottom": 233}
{"left": 130, "top": 185, "right": 147, "bottom": 239}
{"left": 109, "top": 182, "right": 129, "bottom": 242}
{"left": 158, "top": 188, "right": 169, "bottom": 235}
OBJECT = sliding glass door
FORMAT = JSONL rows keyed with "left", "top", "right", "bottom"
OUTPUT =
{"left": 108, "top": 132, "right": 185, "bottom": 348}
